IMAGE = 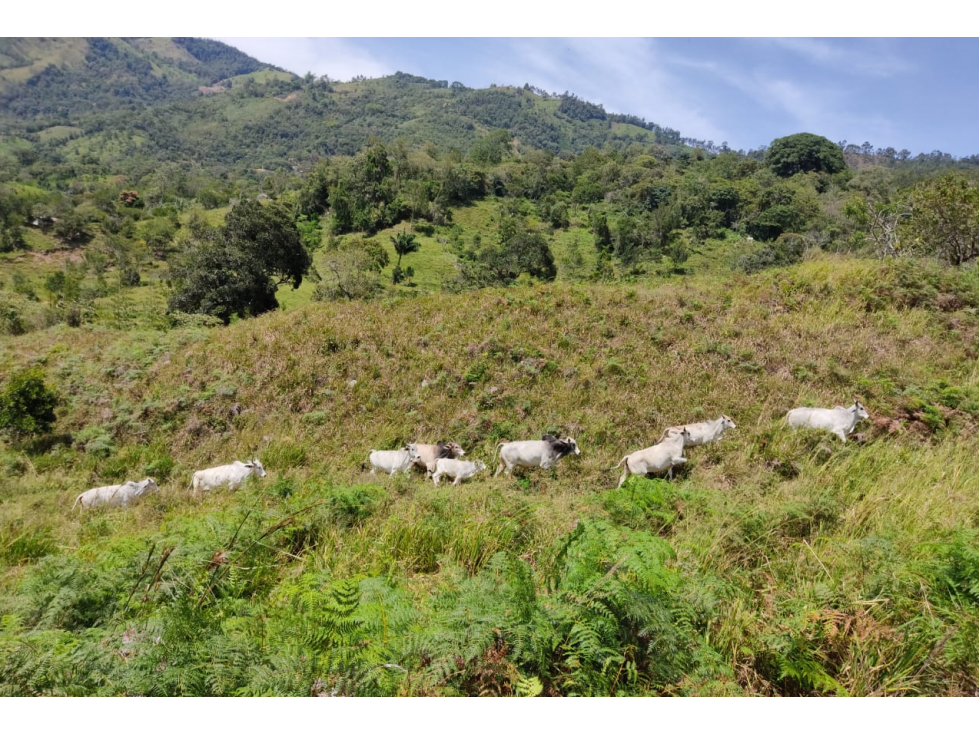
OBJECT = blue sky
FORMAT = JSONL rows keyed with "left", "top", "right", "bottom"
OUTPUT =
{"left": 215, "top": 38, "right": 979, "bottom": 157}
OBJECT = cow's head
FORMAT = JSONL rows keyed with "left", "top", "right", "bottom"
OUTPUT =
{"left": 473, "top": 460, "right": 487, "bottom": 472}
{"left": 852, "top": 401, "right": 870, "bottom": 421}
{"left": 403, "top": 444, "right": 421, "bottom": 460}
{"left": 666, "top": 427, "right": 692, "bottom": 445}
{"left": 721, "top": 415, "right": 737, "bottom": 430}
{"left": 436, "top": 441, "right": 465, "bottom": 459}
{"left": 245, "top": 459, "right": 267, "bottom": 478}
{"left": 141, "top": 478, "right": 160, "bottom": 495}
{"left": 555, "top": 437, "right": 580, "bottom": 457}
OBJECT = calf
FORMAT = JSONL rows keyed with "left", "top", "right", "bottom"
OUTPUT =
{"left": 662, "top": 415, "right": 736, "bottom": 447}
{"left": 367, "top": 444, "right": 421, "bottom": 476}
{"left": 786, "top": 401, "right": 870, "bottom": 443}
{"left": 494, "top": 434, "right": 581, "bottom": 476}
{"left": 432, "top": 458, "right": 487, "bottom": 486}
{"left": 192, "top": 459, "right": 266, "bottom": 497}
{"left": 613, "top": 428, "right": 691, "bottom": 488}
{"left": 410, "top": 441, "right": 466, "bottom": 475}
{"left": 73, "top": 478, "right": 160, "bottom": 510}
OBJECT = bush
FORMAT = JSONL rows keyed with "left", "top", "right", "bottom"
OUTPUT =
{"left": 0, "top": 368, "right": 58, "bottom": 440}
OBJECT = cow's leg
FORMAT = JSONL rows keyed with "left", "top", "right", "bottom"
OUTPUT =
{"left": 432, "top": 471, "right": 441, "bottom": 486}
{"left": 453, "top": 476, "right": 462, "bottom": 485}
{"left": 617, "top": 459, "right": 631, "bottom": 489}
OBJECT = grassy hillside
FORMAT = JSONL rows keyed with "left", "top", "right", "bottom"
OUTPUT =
{"left": 2, "top": 256, "right": 978, "bottom": 695}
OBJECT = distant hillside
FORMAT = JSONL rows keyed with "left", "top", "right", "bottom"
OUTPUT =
{"left": 0, "top": 38, "right": 687, "bottom": 179}
{"left": 0, "top": 37, "right": 276, "bottom": 115}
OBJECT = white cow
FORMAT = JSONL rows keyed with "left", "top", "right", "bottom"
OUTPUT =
{"left": 72, "top": 478, "right": 160, "bottom": 510}
{"left": 662, "top": 415, "right": 737, "bottom": 446}
{"left": 785, "top": 401, "right": 870, "bottom": 443}
{"left": 410, "top": 441, "right": 466, "bottom": 475}
{"left": 192, "top": 459, "right": 267, "bottom": 496}
{"left": 494, "top": 434, "right": 581, "bottom": 476}
{"left": 613, "top": 428, "right": 691, "bottom": 488}
{"left": 432, "top": 458, "right": 487, "bottom": 486}
{"left": 367, "top": 445, "right": 421, "bottom": 476}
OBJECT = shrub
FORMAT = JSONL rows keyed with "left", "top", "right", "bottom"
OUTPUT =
{"left": 0, "top": 368, "right": 58, "bottom": 440}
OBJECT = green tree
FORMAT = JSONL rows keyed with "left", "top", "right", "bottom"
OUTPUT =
{"left": 0, "top": 368, "right": 58, "bottom": 439}
{"left": 766, "top": 133, "right": 846, "bottom": 177}
{"left": 666, "top": 232, "right": 691, "bottom": 273}
{"left": 390, "top": 230, "right": 420, "bottom": 284}
{"left": 168, "top": 200, "right": 311, "bottom": 323}
{"left": 315, "top": 237, "right": 389, "bottom": 301}
{"left": 224, "top": 200, "right": 311, "bottom": 289}
{"left": 903, "top": 173, "right": 979, "bottom": 265}
{"left": 590, "top": 211, "right": 612, "bottom": 253}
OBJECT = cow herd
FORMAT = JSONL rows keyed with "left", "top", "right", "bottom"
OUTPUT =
{"left": 70, "top": 402, "right": 871, "bottom": 511}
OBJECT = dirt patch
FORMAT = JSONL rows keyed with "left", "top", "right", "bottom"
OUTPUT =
{"left": 27, "top": 250, "right": 84, "bottom": 265}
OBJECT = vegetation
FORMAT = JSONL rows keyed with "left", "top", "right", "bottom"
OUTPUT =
{"left": 0, "top": 367, "right": 58, "bottom": 439}
{"left": 167, "top": 199, "right": 310, "bottom": 323}
{"left": 766, "top": 133, "right": 847, "bottom": 177}
{"left": 1, "top": 37, "right": 979, "bottom": 697}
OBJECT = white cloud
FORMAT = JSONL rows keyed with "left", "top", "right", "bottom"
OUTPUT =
{"left": 213, "top": 38, "right": 392, "bottom": 81}
{"left": 764, "top": 38, "right": 911, "bottom": 77}
{"left": 485, "top": 38, "right": 730, "bottom": 144}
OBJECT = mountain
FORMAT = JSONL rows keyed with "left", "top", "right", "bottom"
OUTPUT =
{"left": 0, "top": 38, "right": 685, "bottom": 179}
{"left": 0, "top": 37, "right": 277, "bottom": 113}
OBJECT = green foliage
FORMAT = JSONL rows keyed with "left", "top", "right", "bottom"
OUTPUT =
{"left": 390, "top": 230, "right": 420, "bottom": 284}
{"left": 324, "top": 484, "right": 388, "bottom": 528}
{"left": 0, "top": 367, "right": 58, "bottom": 439}
{"left": 766, "top": 133, "right": 846, "bottom": 177}
{"left": 314, "top": 237, "right": 389, "bottom": 301}
{"left": 738, "top": 233, "right": 808, "bottom": 273}
{"left": 167, "top": 199, "right": 311, "bottom": 323}
{"left": 602, "top": 478, "right": 688, "bottom": 533}
{"left": 903, "top": 172, "right": 979, "bottom": 265}
{"left": 469, "top": 129, "right": 512, "bottom": 165}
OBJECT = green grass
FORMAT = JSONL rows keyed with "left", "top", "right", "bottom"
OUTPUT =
{"left": 1, "top": 255, "right": 978, "bottom": 695}
{"left": 35, "top": 126, "right": 83, "bottom": 144}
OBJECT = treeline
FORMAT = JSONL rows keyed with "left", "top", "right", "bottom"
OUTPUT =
{"left": 5, "top": 121, "right": 979, "bottom": 334}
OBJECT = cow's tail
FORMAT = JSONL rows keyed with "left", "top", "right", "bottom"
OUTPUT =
{"left": 601, "top": 455, "right": 629, "bottom": 474}
{"left": 361, "top": 451, "right": 372, "bottom": 472}
{"left": 71, "top": 494, "right": 82, "bottom": 511}
{"left": 492, "top": 441, "right": 506, "bottom": 465}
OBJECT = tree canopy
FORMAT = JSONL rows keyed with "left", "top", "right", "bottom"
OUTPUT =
{"left": 0, "top": 367, "right": 58, "bottom": 439}
{"left": 766, "top": 133, "right": 846, "bottom": 177}
{"left": 167, "top": 199, "right": 311, "bottom": 323}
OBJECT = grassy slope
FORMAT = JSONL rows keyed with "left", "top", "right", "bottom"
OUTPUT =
{"left": 2, "top": 256, "right": 979, "bottom": 694}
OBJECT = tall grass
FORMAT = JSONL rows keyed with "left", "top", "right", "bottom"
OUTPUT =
{"left": 1, "top": 255, "right": 978, "bottom": 695}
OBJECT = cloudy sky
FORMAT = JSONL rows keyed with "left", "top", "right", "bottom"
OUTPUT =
{"left": 213, "top": 37, "right": 978, "bottom": 157}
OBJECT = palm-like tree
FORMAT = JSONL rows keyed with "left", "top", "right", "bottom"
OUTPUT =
{"left": 391, "top": 230, "right": 420, "bottom": 284}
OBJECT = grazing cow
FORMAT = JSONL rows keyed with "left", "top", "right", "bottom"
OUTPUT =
{"left": 72, "top": 477, "right": 160, "bottom": 510}
{"left": 367, "top": 444, "right": 421, "bottom": 476}
{"left": 494, "top": 434, "right": 581, "bottom": 477}
{"left": 432, "top": 458, "right": 487, "bottom": 486}
{"left": 410, "top": 441, "right": 466, "bottom": 475}
{"left": 662, "top": 415, "right": 737, "bottom": 447}
{"left": 785, "top": 401, "right": 870, "bottom": 443}
{"left": 192, "top": 459, "right": 267, "bottom": 497}
{"left": 613, "top": 428, "right": 691, "bottom": 488}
